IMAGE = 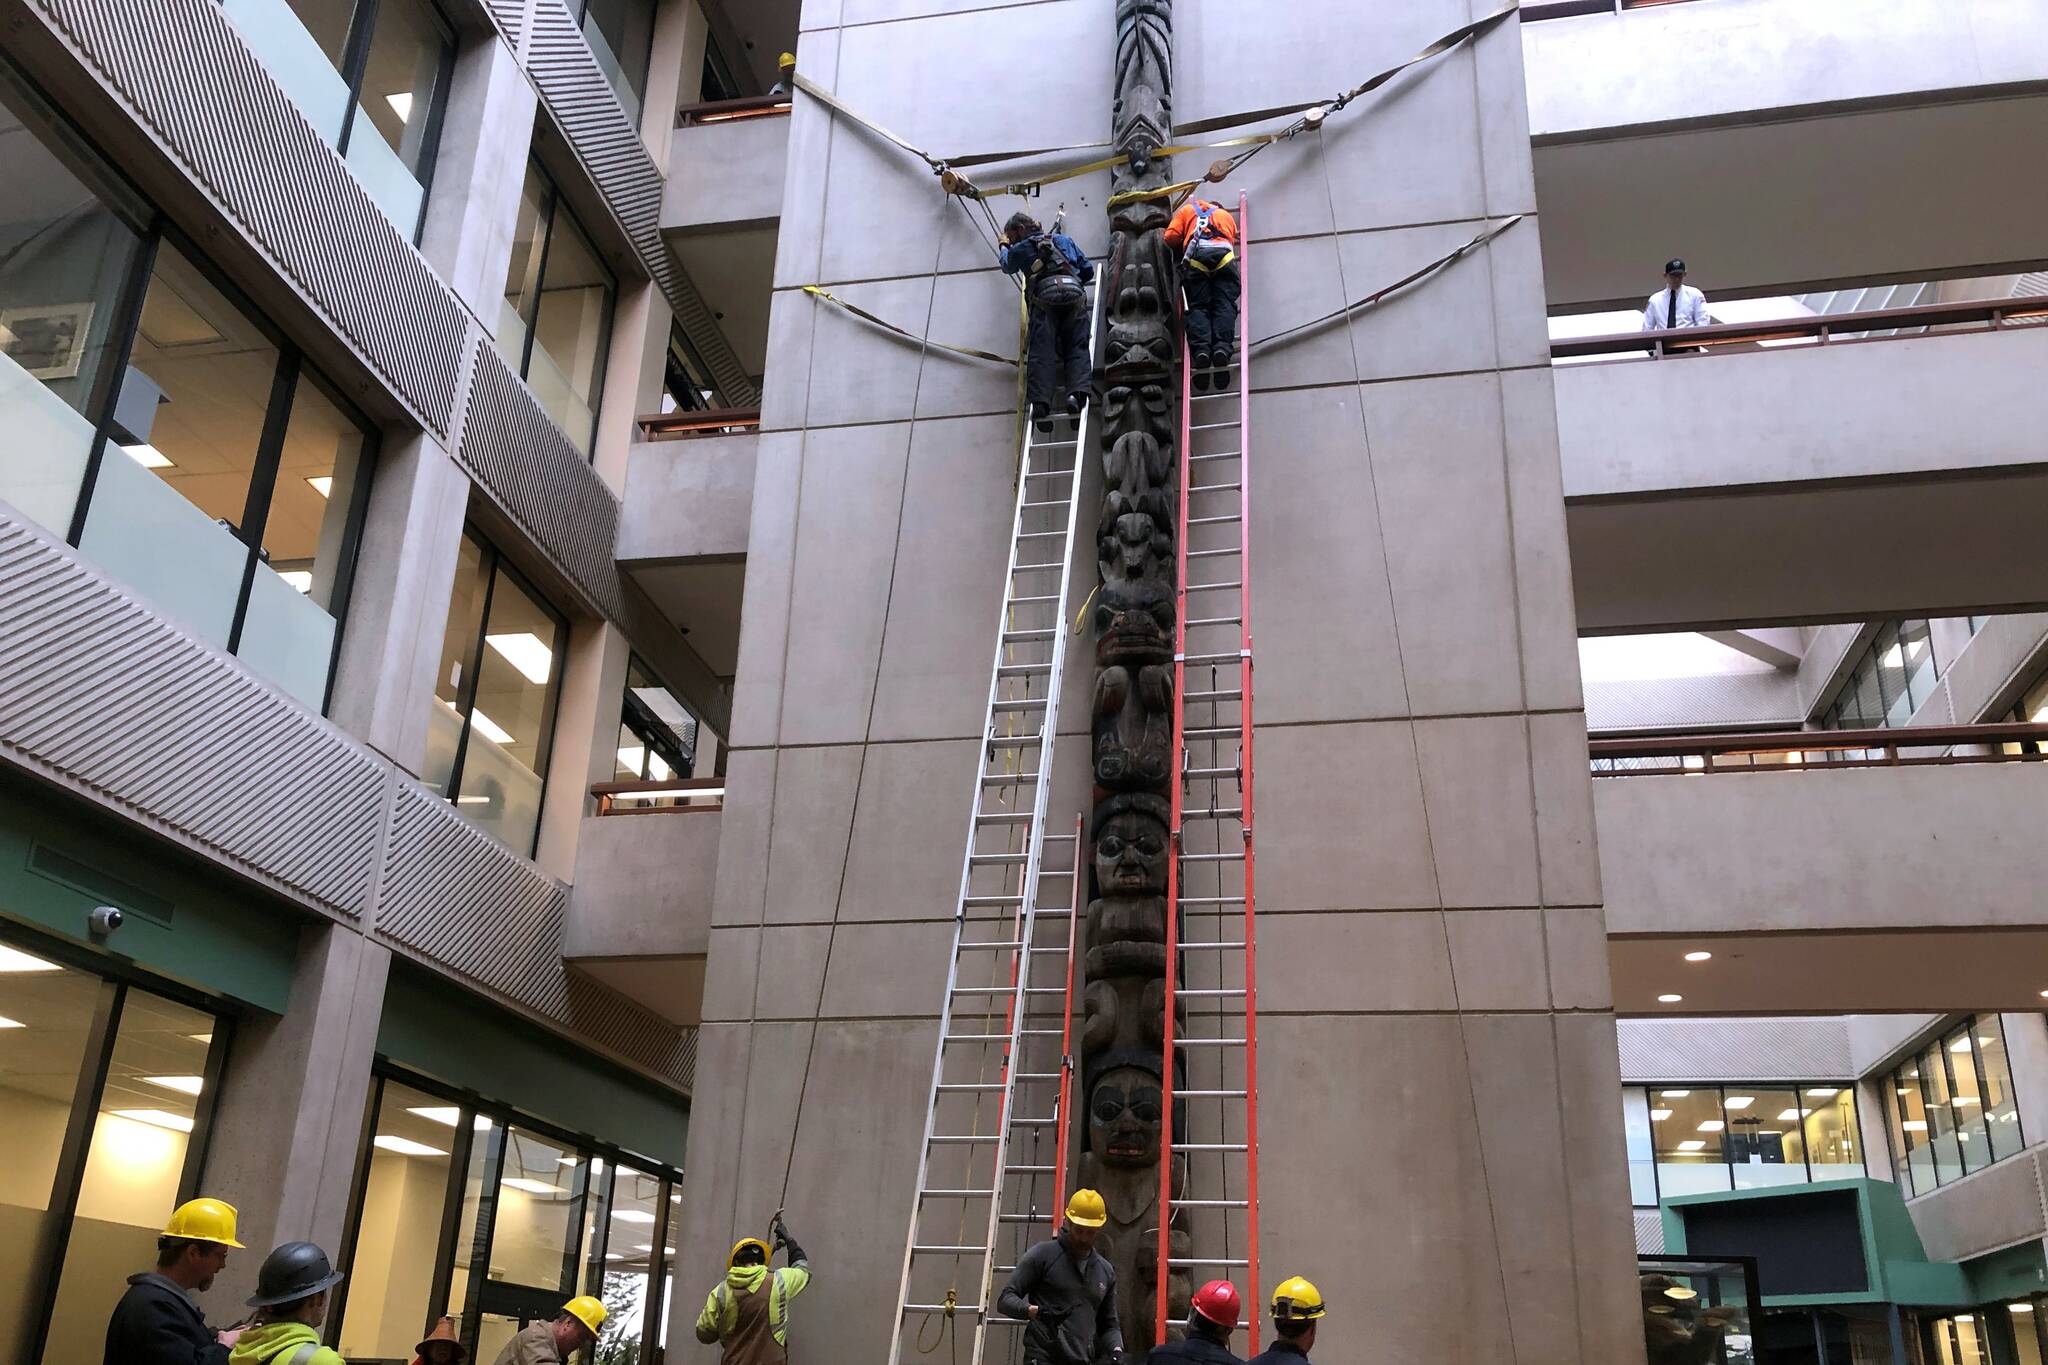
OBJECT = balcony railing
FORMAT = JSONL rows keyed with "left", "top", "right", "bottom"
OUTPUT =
{"left": 1554, "top": 294, "right": 2048, "bottom": 362}
{"left": 1524, "top": 0, "right": 1706, "bottom": 20}
{"left": 635, "top": 408, "right": 762, "bottom": 441}
{"left": 1589, "top": 722, "right": 2048, "bottom": 774}
{"left": 676, "top": 94, "right": 793, "bottom": 128}
{"left": 591, "top": 777, "right": 725, "bottom": 814}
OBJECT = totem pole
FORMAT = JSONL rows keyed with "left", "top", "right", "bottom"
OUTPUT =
{"left": 1080, "top": 0, "right": 1189, "bottom": 1350}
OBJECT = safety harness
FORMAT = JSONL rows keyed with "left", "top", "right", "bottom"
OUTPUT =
{"left": 1182, "top": 202, "right": 1235, "bottom": 274}
{"left": 1025, "top": 234, "right": 1086, "bottom": 307}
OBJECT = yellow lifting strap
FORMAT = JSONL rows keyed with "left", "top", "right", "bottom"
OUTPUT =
{"left": 1249, "top": 215, "right": 1525, "bottom": 351}
{"left": 799, "top": 285, "right": 1018, "bottom": 368}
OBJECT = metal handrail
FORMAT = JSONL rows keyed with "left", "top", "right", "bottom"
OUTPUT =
{"left": 591, "top": 777, "right": 725, "bottom": 814}
{"left": 635, "top": 408, "right": 762, "bottom": 440}
{"left": 1589, "top": 722, "right": 2048, "bottom": 774}
{"left": 1555, "top": 294, "right": 2048, "bottom": 360}
{"left": 676, "top": 94, "right": 793, "bottom": 127}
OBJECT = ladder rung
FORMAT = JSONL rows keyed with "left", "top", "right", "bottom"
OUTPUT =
{"left": 998, "top": 1213, "right": 1049, "bottom": 1223}
{"left": 1175, "top": 1039, "right": 1249, "bottom": 1048}
{"left": 1020, "top": 500, "right": 1069, "bottom": 510}
{"left": 975, "top": 812, "right": 1035, "bottom": 824}
{"left": 991, "top": 699, "right": 1049, "bottom": 712}
{"left": 1191, "top": 482, "right": 1243, "bottom": 492}
{"left": 934, "top": 1083, "right": 1005, "bottom": 1092}
{"left": 1186, "top": 579, "right": 1242, "bottom": 591}
{"left": 958, "top": 940, "right": 1024, "bottom": 951}
{"left": 963, "top": 894, "right": 1024, "bottom": 905}
{"left": 1186, "top": 690, "right": 1243, "bottom": 702}
{"left": 995, "top": 662, "right": 1050, "bottom": 675}
{"left": 1017, "top": 531, "right": 1065, "bottom": 541}
{"left": 1183, "top": 766, "right": 1236, "bottom": 779}
{"left": 920, "top": 1188, "right": 996, "bottom": 1197}
{"left": 1189, "top": 452, "right": 1240, "bottom": 463}
{"left": 1184, "top": 941, "right": 1247, "bottom": 951}
{"left": 1184, "top": 725, "right": 1238, "bottom": 738}
{"left": 1010, "top": 1116, "right": 1057, "bottom": 1125}
{"left": 1172, "top": 1198, "right": 1250, "bottom": 1207}
{"left": 969, "top": 852, "right": 1028, "bottom": 863}
{"left": 1015, "top": 1071, "right": 1062, "bottom": 1079}
{"left": 1169, "top": 1257, "right": 1251, "bottom": 1266}
{"left": 1183, "top": 808, "right": 1244, "bottom": 820}
{"left": 1188, "top": 421, "right": 1238, "bottom": 431}
{"left": 1177, "top": 1092, "right": 1249, "bottom": 1100}
{"left": 1180, "top": 895, "right": 1246, "bottom": 904}
{"left": 1185, "top": 622, "right": 1243, "bottom": 633}
{"left": 951, "top": 986, "right": 1025, "bottom": 996}
{"left": 979, "top": 774, "right": 1038, "bottom": 786}
{"left": 1019, "top": 1028, "right": 1061, "bottom": 1036}
{"left": 1187, "top": 546, "right": 1239, "bottom": 559}
{"left": 913, "top": 1243, "right": 989, "bottom": 1253}
{"left": 1006, "top": 596, "right": 1060, "bottom": 608}
{"left": 1187, "top": 516, "right": 1239, "bottom": 527}
{"left": 907, "top": 1303, "right": 988, "bottom": 1315}
{"left": 986, "top": 736, "right": 1042, "bottom": 748}
{"left": 1005, "top": 1164, "right": 1054, "bottom": 1174}
{"left": 1180, "top": 852, "right": 1243, "bottom": 863}
{"left": 1177, "top": 988, "right": 1247, "bottom": 997}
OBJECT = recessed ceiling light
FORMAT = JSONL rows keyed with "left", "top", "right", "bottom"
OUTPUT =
{"left": 0, "top": 1015, "right": 22, "bottom": 1029}
{"left": 306, "top": 475, "right": 333, "bottom": 497}
{"left": 1775, "top": 1108, "right": 1811, "bottom": 1121}
{"left": 143, "top": 1075, "right": 205, "bottom": 1096}
{"left": 1696, "top": 1120, "right": 1725, "bottom": 1133}
{"left": 2040, "top": 990, "right": 2048, "bottom": 999}
{"left": 1677, "top": 1140, "right": 1707, "bottom": 1151}
{"left": 1684, "top": 951, "right": 1712, "bottom": 962}
{"left": 1723, "top": 1096, "right": 1754, "bottom": 1110}
{"left": 407, "top": 1106, "right": 489, "bottom": 1130}
{"left": 613, "top": 1210, "right": 657, "bottom": 1224}
{"left": 112, "top": 1108, "right": 194, "bottom": 1133}
{"left": 2013, "top": 1304, "right": 2036, "bottom": 1315}
{"left": 1949, "top": 1037, "right": 1974, "bottom": 1054}
{"left": 1657, "top": 993, "right": 1683, "bottom": 1004}
{"left": 486, "top": 632, "right": 555, "bottom": 685}
{"left": 1804, "top": 1088, "right": 1839, "bottom": 1098}
{"left": 1650, "top": 1108, "right": 1672, "bottom": 1121}
{"left": 0, "top": 945, "right": 59, "bottom": 973}
{"left": 122, "top": 442, "right": 173, "bottom": 469}
{"left": 503, "top": 1178, "right": 564, "bottom": 1196}
{"left": 386, "top": 91, "right": 414, "bottom": 121}
{"left": 1660, "top": 1090, "right": 1691, "bottom": 1099}
{"left": 1902, "top": 1120, "right": 1927, "bottom": 1132}
{"left": 1663, "top": 1286, "right": 1699, "bottom": 1301}
{"left": 374, "top": 1135, "right": 449, "bottom": 1157}
{"left": 1952, "top": 1095, "right": 1981, "bottom": 1106}
{"left": 469, "top": 708, "right": 515, "bottom": 745}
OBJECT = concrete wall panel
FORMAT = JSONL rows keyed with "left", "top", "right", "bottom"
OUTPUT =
{"left": 619, "top": 435, "right": 759, "bottom": 563}
{"left": 1908, "top": 1151, "right": 2048, "bottom": 1263}
{"left": 1256, "top": 721, "right": 1438, "bottom": 912}
{"left": 1415, "top": 714, "right": 1542, "bottom": 908}
{"left": 565, "top": 811, "right": 719, "bottom": 959}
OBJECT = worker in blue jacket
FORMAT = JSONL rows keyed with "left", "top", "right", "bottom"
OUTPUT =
{"left": 1001, "top": 212, "right": 1095, "bottom": 433}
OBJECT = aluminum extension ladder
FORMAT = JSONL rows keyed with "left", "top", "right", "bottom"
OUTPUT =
{"left": 1158, "top": 190, "right": 1263, "bottom": 1348}
{"left": 887, "top": 279, "right": 1101, "bottom": 1365}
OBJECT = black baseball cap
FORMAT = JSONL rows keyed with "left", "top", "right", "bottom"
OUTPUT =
{"left": 1664, "top": 258, "right": 1687, "bottom": 274}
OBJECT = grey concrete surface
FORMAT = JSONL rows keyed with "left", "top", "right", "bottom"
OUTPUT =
{"left": 566, "top": 809, "right": 719, "bottom": 959}
{"left": 665, "top": 111, "right": 789, "bottom": 231}
{"left": 620, "top": 433, "right": 760, "bottom": 562}
{"left": 419, "top": 30, "right": 538, "bottom": 327}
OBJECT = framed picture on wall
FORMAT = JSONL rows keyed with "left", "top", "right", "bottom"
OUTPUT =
{"left": 0, "top": 302, "right": 94, "bottom": 380}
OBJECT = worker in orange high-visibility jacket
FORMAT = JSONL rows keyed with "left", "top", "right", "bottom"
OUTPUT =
{"left": 1164, "top": 198, "right": 1240, "bottom": 392}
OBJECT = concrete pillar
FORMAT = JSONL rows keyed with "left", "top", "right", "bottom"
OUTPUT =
{"left": 535, "top": 617, "right": 631, "bottom": 880}
{"left": 419, "top": 26, "right": 538, "bottom": 330}
{"left": 1855, "top": 1076, "right": 1899, "bottom": 1183}
{"left": 639, "top": 0, "right": 705, "bottom": 164}
{"left": 198, "top": 920, "right": 389, "bottom": 1319}
{"left": 329, "top": 432, "right": 472, "bottom": 773}
{"left": 592, "top": 282, "right": 667, "bottom": 494}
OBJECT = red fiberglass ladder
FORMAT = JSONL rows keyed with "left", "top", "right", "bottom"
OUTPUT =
{"left": 1158, "top": 190, "right": 1262, "bottom": 1347}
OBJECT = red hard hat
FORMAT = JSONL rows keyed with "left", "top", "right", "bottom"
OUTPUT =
{"left": 1191, "top": 1280, "right": 1241, "bottom": 1329}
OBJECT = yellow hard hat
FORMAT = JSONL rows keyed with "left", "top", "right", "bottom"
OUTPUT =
{"left": 161, "top": 1197, "right": 246, "bottom": 1248}
{"left": 1064, "top": 1189, "right": 1108, "bottom": 1228}
{"left": 1271, "top": 1275, "right": 1326, "bottom": 1321}
{"left": 562, "top": 1295, "right": 606, "bottom": 1336}
{"left": 778, "top": 51, "right": 796, "bottom": 71}
{"left": 729, "top": 1237, "right": 771, "bottom": 1267}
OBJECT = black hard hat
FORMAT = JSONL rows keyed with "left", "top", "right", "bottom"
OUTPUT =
{"left": 1664, "top": 258, "right": 1687, "bottom": 274}
{"left": 245, "top": 1241, "right": 345, "bottom": 1308}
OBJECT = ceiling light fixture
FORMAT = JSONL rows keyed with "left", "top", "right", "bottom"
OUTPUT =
{"left": 2013, "top": 1304, "right": 2036, "bottom": 1315}
{"left": 1677, "top": 1140, "right": 1706, "bottom": 1152}
{"left": 386, "top": 91, "right": 414, "bottom": 121}
{"left": 1650, "top": 1109, "right": 1672, "bottom": 1121}
{"left": 0, "top": 1015, "right": 21, "bottom": 1028}
{"left": 0, "top": 945, "right": 59, "bottom": 973}
{"left": 503, "top": 1178, "right": 564, "bottom": 1196}
{"left": 1775, "top": 1109, "right": 1812, "bottom": 1122}
{"left": 143, "top": 1075, "right": 205, "bottom": 1096}
{"left": 1723, "top": 1096, "right": 1754, "bottom": 1110}
{"left": 468, "top": 708, "right": 515, "bottom": 745}
{"left": 1950, "top": 1037, "right": 1974, "bottom": 1054}
{"left": 1696, "top": 1120, "right": 1725, "bottom": 1133}
{"left": 407, "top": 1106, "right": 491, "bottom": 1131}
{"left": 1684, "top": 951, "right": 1712, "bottom": 963}
{"left": 112, "top": 1108, "right": 195, "bottom": 1134}
{"left": 122, "top": 442, "right": 173, "bottom": 469}
{"left": 1804, "top": 1088, "right": 1840, "bottom": 1098}
{"left": 190, "top": 1033, "right": 213, "bottom": 1045}
{"left": 613, "top": 1210, "right": 657, "bottom": 1224}
{"left": 373, "top": 1135, "right": 449, "bottom": 1157}
{"left": 1657, "top": 993, "right": 1683, "bottom": 1004}
{"left": 486, "top": 632, "right": 555, "bottom": 685}
{"left": 1663, "top": 1286, "right": 1699, "bottom": 1302}
{"left": 307, "top": 475, "right": 333, "bottom": 497}
{"left": 1660, "top": 1090, "right": 1691, "bottom": 1099}
{"left": 1902, "top": 1120, "right": 1927, "bottom": 1132}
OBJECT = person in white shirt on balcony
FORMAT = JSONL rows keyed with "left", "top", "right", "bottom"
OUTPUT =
{"left": 1642, "top": 257, "right": 1711, "bottom": 330}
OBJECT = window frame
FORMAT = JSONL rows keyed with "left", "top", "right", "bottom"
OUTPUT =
{"left": 1883, "top": 1015, "right": 2026, "bottom": 1198}
{"left": 575, "top": 0, "right": 656, "bottom": 115}
{"left": 437, "top": 527, "right": 571, "bottom": 857}
{"left": 331, "top": 1062, "right": 681, "bottom": 1364}
{"left": 503, "top": 160, "right": 617, "bottom": 458}
{"left": 1630, "top": 1081, "right": 1865, "bottom": 1208}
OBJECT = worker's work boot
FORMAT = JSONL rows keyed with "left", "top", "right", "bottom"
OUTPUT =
{"left": 1065, "top": 392, "right": 1086, "bottom": 422}
{"left": 1191, "top": 352, "right": 1211, "bottom": 392}
{"left": 1030, "top": 400, "right": 1052, "bottom": 435}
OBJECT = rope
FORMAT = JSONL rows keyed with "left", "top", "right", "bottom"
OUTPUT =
{"left": 1248, "top": 215, "right": 1524, "bottom": 351}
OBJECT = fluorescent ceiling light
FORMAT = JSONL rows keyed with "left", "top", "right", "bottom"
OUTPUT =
{"left": 1805, "top": 1088, "right": 1839, "bottom": 1098}
{"left": 1663, "top": 1286, "right": 1698, "bottom": 1302}
{"left": 1650, "top": 1109, "right": 1672, "bottom": 1121}
{"left": 486, "top": 631, "right": 554, "bottom": 684}
{"left": 617, "top": 745, "right": 645, "bottom": 771}
{"left": 1657, "top": 993, "right": 1683, "bottom": 1004}
{"left": 407, "top": 1106, "right": 491, "bottom": 1131}
{"left": 279, "top": 570, "right": 314, "bottom": 593}
{"left": 606, "top": 1252, "right": 625, "bottom": 1261}
{"left": 386, "top": 91, "right": 414, "bottom": 121}
{"left": 112, "top": 1108, "right": 194, "bottom": 1133}
{"left": 1723, "top": 1096, "right": 1753, "bottom": 1110}
{"left": 1696, "top": 1120, "right": 1725, "bottom": 1133}
{"left": 503, "top": 1178, "right": 564, "bottom": 1195}
{"left": 122, "top": 442, "right": 173, "bottom": 469}
{"left": 1952, "top": 1095, "right": 1981, "bottom": 1106}
{"left": 0, "top": 1015, "right": 23, "bottom": 1028}
{"left": 469, "top": 708, "right": 515, "bottom": 745}
{"left": 613, "top": 1210, "right": 657, "bottom": 1224}
{"left": 1902, "top": 1120, "right": 1927, "bottom": 1132}
{"left": 1683, "top": 951, "right": 1712, "bottom": 962}
{"left": 455, "top": 795, "right": 494, "bottom": 805}
{"left": 634, "top": 1243, "right": 654, "bottom": 1252}
{"left": 1659, "top": 1090, "right": 1691, "bottom": 1099}
{"left": 1775, "top": 1109, "right": 1812, "bottom": 1122}
{"left": 0, "top": 945, "right": 59, "bottom": 973}
{"left": 558, "top": 1156, "right": 581, "bottom": 1167}
{"left": 670, "top": 1193, "right": 681, "bottom": 1204}
{"left": 1950, "top": 1037, "right": 1974, "bottom": 1053}
{"left": 1677, "top": 1140, "right": 1706, "bottom": 1152}
{"left": 2013, "top": 1304, "right": 2035, "bottom": 1315}
{"left": 144, "top": 1075, "right": 205, "bottom": 1096}
{"left": 374, "top": 1135, "right": 449, "bottom": 1157}
{"left": 307, "top": 475, "right": 333, "bottom": 497}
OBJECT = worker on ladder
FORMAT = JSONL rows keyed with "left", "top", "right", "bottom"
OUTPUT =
{"left": 997, "top": 1189, "right": 1126, "bottom": 1365}
{"left": 1246, "top": 1278, "right": 1324, "bottom": 1365}
{"left": 1164, "top": 197, "right": 1240, "bottom": 392}
{"left": 1146, "top": 1281, "right": 1244, "bottom": 1365}
{"left": 1000, "top": 211, "right": 1096, "bottom": 434}
{"left": 696, "top": 1215, "right": 810, "bottom": 1365}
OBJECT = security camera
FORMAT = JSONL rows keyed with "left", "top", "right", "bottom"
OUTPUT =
{"left": 87, "top": 905, "right": 123, "bottom": 938}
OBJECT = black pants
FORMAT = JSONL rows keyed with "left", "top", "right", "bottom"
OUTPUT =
{"left": 1182, "top": 263, "right": 1241, "bottom": 364}
{"left": 1027, "top": 297, "right": 1092, "bottom": 407}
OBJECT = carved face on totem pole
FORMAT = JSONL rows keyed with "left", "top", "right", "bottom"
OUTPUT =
{"left": 1094, "top": 794, "right": 1170, "bottom": 894}
{"left": 1089, "top": 1064, "right": 1164, "bottom": 1166}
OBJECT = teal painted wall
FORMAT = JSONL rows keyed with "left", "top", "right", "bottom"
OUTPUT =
{"left": 377, "top": 963, "right": 690, "bottom": 1169}
{"left": 0, "top": 771, "right": 299, "bottom": 1011}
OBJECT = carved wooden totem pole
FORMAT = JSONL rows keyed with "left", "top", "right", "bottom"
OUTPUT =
{"left": 1082, "top": 0, "right": 1189, "bottom": 1350}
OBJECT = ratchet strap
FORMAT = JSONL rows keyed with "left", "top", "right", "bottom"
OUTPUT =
{"left": 1250, "top": 215, "right": 1525, "bottom": 351}
{"left": 800, "top": 285, "right": 1018, "bottom": 367}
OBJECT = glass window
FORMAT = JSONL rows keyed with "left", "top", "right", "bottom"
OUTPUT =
{"left": 0, "top": 67, "right": 152, "bottom": 540}
{"left": 1874, "top": 623, "right": 1912, "bottom": 726}
{"left": 2011, "top": 1301, "right": 2045, "bottom": 1365}
{"left": 577, "top": 0, "right": 655, "bottom": 121}
{"left": 594, "top": 1165, "right": 666, "bottom": 1365}
{"left": 495, "top": 161, "right": 614, "bottom": 456}
{"left": 1824, "top": 620, "right": 1940, "bottom": 735}
{"left": 1976, "top": 1017, "right": 2024, "bottom": 1163}
{"left": 660, "top": 320, "right": 717, "bottom": 414}
{"left": 1920, "top": 1041, "right": 1967, "bottom": 1186}
{"left": 427, "top": 530, "right": 567, "bottom": 855}
{"left": 492, "top": 1128, "right": 581, "bottom": 1289}
{"left": 43, "top": 988, "right": 216, "bottom": 1365}
{"left": 445, "top": 1112, "right": 500, "bottom": 1331}
{"left": 616, "top": 657, "right": 696, "bottom": 784}
{"left": 1725, "top": 1087, "right": 1808, "bottom": 1190}
{"left": 1651, "top": 1088, "right": 1731, "bottom": 1198}
{"left": 1800, "top": 1086, "right": 1864, "bottom": 1181}
{"left": 337, "top": 1080, "right": 460, "bottom": 1361}
{"left": 1946, "top": 1025, "right": 1991, "bottom": 1171}
{"left": 1893, "top": 1060, "right": 1934, "bottom": 1195}
{"left": 1623, "top": 1088, "right": 1657, "bottom": 1207}
{"left": 1898, "top": 619, "right": 1938, "bottom": 711}
{"left": 221, "top": 0, "right": 453, "bottom": 238}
